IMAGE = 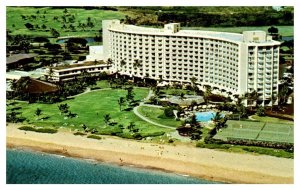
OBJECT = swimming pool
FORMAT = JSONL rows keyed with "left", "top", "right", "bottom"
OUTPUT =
{"left": 195, "top": 111, "right": 220, "bottom": 122}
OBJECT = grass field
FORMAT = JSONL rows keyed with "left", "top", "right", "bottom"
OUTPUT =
{"left": 137, "top": 106, "right": 182, "bottom": 128}
{"left": 182, "top": 25, "right": 294, "bottom": 37}
{"left": 6, "top": 7, "right": 125, "bottom": 37}
{"left": 6, "top": 88, "right": 173, "bottom": 135}
{"left": 214, "top": 119, "right": 294, "bottom": 143}
{"left": 7, "top": 7, "right": 294, "bottom": 38}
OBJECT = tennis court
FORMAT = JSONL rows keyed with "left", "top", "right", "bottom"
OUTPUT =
{"left": 214, "top": 120, "right": 294, "bottom": 143}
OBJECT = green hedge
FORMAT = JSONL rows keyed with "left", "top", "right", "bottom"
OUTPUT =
{"left": 18, "top": 126, "right": 57, "bottom": 134}
{"left": 204, "top": 136, "right": 294, "bottom": 152}
{"left": 87, "top": 135, "right": 102, "bottom": 140}
{"left": 96, "top": 127, "right": 123, "bottom": 135}
{"left": 116, "top": 132, "right": 142, "bottom": 140}
{"left": 73, "top": 132, "right": 86, "bottom": 136}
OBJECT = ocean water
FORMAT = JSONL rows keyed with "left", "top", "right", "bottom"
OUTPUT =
{"left": 6, "top": 149, "right": 219, "bottom": 184}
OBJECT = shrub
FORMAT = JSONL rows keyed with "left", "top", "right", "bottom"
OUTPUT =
{"left": 35, "top": 128, "right": 57, "bottom": 134}
{"left": 18, "top": 126, "right": 57, "bottom": 134}
{"left": 18, "top": 126, "right": 36, "bottom": 132}
{"left": 168, "top": 139, "right": 174, "bottom": 143}
{"left": 73, "top": 132, "right": 86, "bottom": 136}
{"left": 116, "top": 132, "right": 135, "bottom": 139}
{"left": 96, "top": 127, "right": 123, "bottom": 136}
{"left": 87, "top": 135, "right": 102, "bottom": 140}
{"left": 164, "top": 106, "right": 175, "bottom": 118}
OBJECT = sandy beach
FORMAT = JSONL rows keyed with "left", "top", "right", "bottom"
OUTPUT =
{"left": 6, "top": 123, "right": 293, "bottom": 184}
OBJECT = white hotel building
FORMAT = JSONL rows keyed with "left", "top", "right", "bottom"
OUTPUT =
{"left": 103, "top": 20, "right": 281, "bottom": 106}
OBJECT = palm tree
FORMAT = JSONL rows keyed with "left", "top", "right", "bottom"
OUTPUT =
{"left": 103, "top": 114, "right": 111, "bottom": 126}
{"left": 203, "top": 85, "right": 212, "bottom": 109}
{"left": 10, "top": 79, "right": 19, "bottom": 101}
{"left": 235, "top": 96, "right": 246, "bottom": 120}
{"left": 245, "top": 90, "right": 258, "bottom": 111}
{"left": 190, "top": 100, "right": 197, "bottom": 111}
{"left": 133, "top": 59, "right": 142, "bottom": 69}
{"left": 212, "top": 113, "right": 228, "bottom": 131}
{"left": 58, "top": 103, "right": 69, "bottom": 116}
{"left": 106, "top": 58, "right": 113, "bottom": 66}
{"left": 127, "top": 122, "right": 135, "bottom": 132}
{"left": 179, "top": 92, "right": 185, "bottom": 101}
{"left": 271, "top": 93, "right": 277, "bottom": 112}
{"left": 118, "top": 97, "right": 126, "bottom": 111}
{"left": 190, "top": 77, "right": 197, "bottom": 95}
{"left": 120, "top": 59, "right": 126, "bottom": 69}
{"left": 278, "top": 82, "right": 289, "bottom": 106}
{"left": 17, "top": 77, "right": 31, "bottom": 100}
{"left": 35, "top": 108, "right": 42, "bottom": 120}
{"left": 81, "top": 124, "right": 89, "bottom": 133}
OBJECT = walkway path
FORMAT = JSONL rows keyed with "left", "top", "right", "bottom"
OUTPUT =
{"left": 133, "top": 90, "right": 175, "bottom": 130}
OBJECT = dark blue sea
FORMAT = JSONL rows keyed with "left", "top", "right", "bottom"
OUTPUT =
{"left": 6, "top": 149, "right": 219, "bottom": 184}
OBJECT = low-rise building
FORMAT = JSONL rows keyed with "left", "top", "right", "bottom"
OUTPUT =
{"left": 45, "top": 61, "right": 111, "bottom": 82}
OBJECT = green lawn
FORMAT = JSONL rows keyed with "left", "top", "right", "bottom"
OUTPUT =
{"left": 137, "top": 106, "right": 182, "bottom": 128}
{"left": 7, "top": 88, "right": 173, "bottom": 135}
{"left": 6, "top": 7, "right": 125, "bottom": 37}
{"left": 214, "top": 119, "right": 294, "bottom": 143}
{"left": 182, "top": 25, "right": 294, "bottom": 36}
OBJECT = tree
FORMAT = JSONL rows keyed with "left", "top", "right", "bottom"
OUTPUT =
{"left": 63, "top": 8, "right": 68, "bottom": 14}
{"left": 190, "top": 76, "right": 197, "bottom": 95}
{"left": 203, "top": 85, "right": 212, "bottom": 107}
{"left": 268, "top": 26, "right": 279, "bottom": 35}
{"left": 179, "top": 92, "right": 185, "bottom": 101}
{"left": 50, "top": 28, "right": 60, "bottom": 38}
{"left": 7, "top": 111, "right": 18, "bottom": 123}
{"left": 212, "top": 112, "right": 227, "bottom": 131}
{"left": 126, "top": 86, "right": 135, "bottom": 103}
{"left": 256, "top": 106, "right": 265, "bottom": 116}
{"left": 271, "top": 94, "right": 277, "bottom": 111}
{"left": 10, "top": 79, "right": 19, "bottom": 101}
{"left": 190, "top": 100, "right": 197, "bottom": 111}
{"left": 153, "top": 86, "right": 161, "bottom": 96}
{"left": 164, "top": 106, "right": 175, "bottom": 118}
{"left": 245, "top": 90, "right": 258, "bottom": 111}
{"left": 103, "top": 114, "right": 111, "bottom": 126}
{"left": 58, "top": 103, "right": 69, "bottom": 116}
{"left": 81, "top": 124, "right": 89, "bottom": 133}
{"left": 106, "top": 58, "right": 113, "bottom": 65}
{"left": 118, "top": 97, "right": 126, "bottom": 111}
{"left": 278, "top": 83, "right": 289, "bottom": 106}
{"left": 120, "top": 59, "right": 126, "bottom": 68}
{"left": 235, "top": 96, "right": 247, "bottom": 120}
{"left": 133, "top": 59, "right": 142, "bottom": 69}
{"left": 127, "top": 122, "right": 135, "bottom": 132}
{"left": 25, "top": 23, "right": 34, "bottom": 30}
{"left": 35, "top": 108, "right": 42, "bottom": 119}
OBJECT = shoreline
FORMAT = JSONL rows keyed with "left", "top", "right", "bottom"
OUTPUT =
{"left": 6, "top": 124, "right": 294, "bottom": 184}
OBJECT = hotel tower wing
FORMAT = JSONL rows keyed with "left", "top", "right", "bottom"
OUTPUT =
{"left": 103, "top": 20, "right": 281, "bottom": 106}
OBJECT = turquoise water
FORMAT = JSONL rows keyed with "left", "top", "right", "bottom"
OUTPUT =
{"left": 7, "top": 149, "right": 219, "bottom": 184}
{"left": 196, "top": 111, "right": 218, "bottom": 122}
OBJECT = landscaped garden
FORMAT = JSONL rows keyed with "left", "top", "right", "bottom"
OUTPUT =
{"left": 6, "top": 87, "right": 173, "bottom": 138}
{"left": 137, "top": 106, "right": 182, "bottom": 128}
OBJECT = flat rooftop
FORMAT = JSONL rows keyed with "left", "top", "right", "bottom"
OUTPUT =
{"left": 53, "top": 60, "right": 108, "bottom": 70}
{"left": 109, "top": 24, "right": 244, "bottom": 43}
